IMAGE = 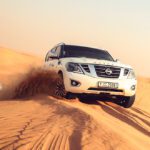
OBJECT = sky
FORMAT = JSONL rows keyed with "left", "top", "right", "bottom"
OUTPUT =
{"left": 0, "top": 0, "right": 150, "bottom": 76}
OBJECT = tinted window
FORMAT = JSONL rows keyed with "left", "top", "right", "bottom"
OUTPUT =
{"left": 45, "top": 47, "right": 57, "bottom": 61}
{"left": 62, "top": 45, "right": 114, "bottom": 61}
{"left": 51, "top": 47, "right": 56, "bottom": 53}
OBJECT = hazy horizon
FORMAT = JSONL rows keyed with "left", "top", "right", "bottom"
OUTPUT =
{"left": 0, "top": 0, "right": 150, "bottom": 77}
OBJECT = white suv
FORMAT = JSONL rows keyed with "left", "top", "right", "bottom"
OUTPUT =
{"left": 45, "top": 43, "right": 137, "bottom": 108}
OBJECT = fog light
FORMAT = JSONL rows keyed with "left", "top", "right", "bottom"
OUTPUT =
{"left": 71, "top": 80, "right": 80, "bottom": 86}
{"left": 131, "top": 85, "right": 136, "bottom": 90}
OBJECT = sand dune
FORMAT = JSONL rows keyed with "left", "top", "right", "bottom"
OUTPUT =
{"left": 0, "top": 48, "right": 149, "bottom": 150}
{"left": 0, "top": 47, "right": 41, "bottom": 76}
{"left": 0, "top": 48, "right": 42, "bottom": 93}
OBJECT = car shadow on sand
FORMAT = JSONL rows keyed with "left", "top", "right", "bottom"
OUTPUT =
{"left": 79, "top": 97, "right": 150, "bottom": 137}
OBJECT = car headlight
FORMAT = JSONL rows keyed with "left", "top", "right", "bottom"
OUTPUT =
{"left": 127, "top": 69, "right": 136, "bottom": 79}
{"left": 124, "top": 68, "right": 129, "bottom": 76}
{"left": 66, "top": 62, "right": 83, "bottom": 74}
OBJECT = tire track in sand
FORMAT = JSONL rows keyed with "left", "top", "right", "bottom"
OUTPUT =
{"left": 0, "top": 97, "right": 98, "bottom": 150}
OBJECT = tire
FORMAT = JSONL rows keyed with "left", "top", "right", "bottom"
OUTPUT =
{"left": 116, "top": 95, "right": 136, "bottom": 108}
{"left": 55, "top": 76, "right": 76, "bottom": 99}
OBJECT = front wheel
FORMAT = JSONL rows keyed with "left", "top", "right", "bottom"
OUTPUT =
{"left": 55, "top": 76, "right": 76, "bottom": 99}
{"left": 116, "top": 95, "right": 136, "bottom": 108}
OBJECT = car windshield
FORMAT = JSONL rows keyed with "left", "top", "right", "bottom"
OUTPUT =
{"left": 61, "top": 45, "right": 114, "bottom": 61}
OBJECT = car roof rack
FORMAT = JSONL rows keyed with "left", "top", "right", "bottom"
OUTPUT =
{"left": 55, "top": 42, "right": 65, "bottom": 47}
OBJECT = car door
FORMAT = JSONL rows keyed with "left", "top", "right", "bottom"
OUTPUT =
{"left": 44, "top": 47, "right": 57, "bottom": 71}
{"left": 52, "top": 45, "right": 61, "bottom": 72}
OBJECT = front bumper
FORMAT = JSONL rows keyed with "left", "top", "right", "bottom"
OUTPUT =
{"left": 64, "top": 72, "right": 137, "bottom": 97}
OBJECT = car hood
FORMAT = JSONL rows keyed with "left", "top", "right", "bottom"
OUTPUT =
{"left": 61, "top": 57, "right": 132, "bottom": 68}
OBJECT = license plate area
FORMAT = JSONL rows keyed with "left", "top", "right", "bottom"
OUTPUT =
{"left": 98, "top": 82, "right": 118, "bottom": 89}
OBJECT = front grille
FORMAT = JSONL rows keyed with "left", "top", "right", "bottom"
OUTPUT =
{"left": 94, "top": 65, "right": 121, "bottom": 78}
{"left": 81, "top": 64, "right": 90, "bottom": 73}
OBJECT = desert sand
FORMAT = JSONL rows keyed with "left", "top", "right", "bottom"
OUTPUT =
{"left": 0, "top": 48, "right": 149, "bottom": 150}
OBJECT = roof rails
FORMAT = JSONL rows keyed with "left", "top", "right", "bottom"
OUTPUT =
{"left": 55, "top": 42, "right": 65, "bottom": 47}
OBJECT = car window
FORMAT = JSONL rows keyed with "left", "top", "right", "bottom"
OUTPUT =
{"left": 45, "top": 47, "right": 56, "bottom": 62}
{"left": 55, "top": 46, "right": 61, "bottom": 57}
{"left": 63, "top": 45, "right": 114, "bottom": 61}
{"left": 51, "top": 48, "right": 56, "bottom": 54}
